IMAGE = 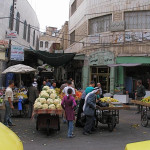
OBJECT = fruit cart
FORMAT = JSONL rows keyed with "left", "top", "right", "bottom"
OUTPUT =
{"left": 32, "top": 109, "right": 63, "bottom": 136}
{"left": 131, "top": 100, "right": 150, "bottom": 127}
{"left": 96, "top": 104, "right": 129, "bottom": 132}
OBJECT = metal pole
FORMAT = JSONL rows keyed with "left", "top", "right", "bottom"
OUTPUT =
{"left": 8, "top": 0, "right": 15, "bottom": 61}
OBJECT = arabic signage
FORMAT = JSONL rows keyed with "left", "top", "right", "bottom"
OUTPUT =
{"left": 6, "top": 31, "right": 17, "bottom": 39}
{"left": 89, "top": 51, "right": 114, "bottom": 66}
{"left": 10, "top": 45, "right": 24, "bottom": 61}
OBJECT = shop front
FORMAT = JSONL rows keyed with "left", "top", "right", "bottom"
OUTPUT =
{"left": 116, "top": 56, "right": 150, "bottom": 99}
{"left": 82, "top": 51, "right": 115, "bottom": 93}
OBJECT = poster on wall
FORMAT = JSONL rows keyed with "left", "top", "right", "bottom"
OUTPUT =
{"left": 10, "top": 45, "right": 24, "bottom": 61}
{"left": 125, "top": 32, "right": 132, "bottom": 42}
{"left": 143, "top": 32, "right": 150, "bottom": 40}
{"left": 132, "top": 32, "right": 142, "bottom": 42}
{"left": 112, "top": 33, "right": 124, "bottom": 43}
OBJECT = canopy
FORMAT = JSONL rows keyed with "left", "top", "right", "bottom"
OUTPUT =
{"left": 107, "top": 63, "right": 142, "bottom": 67}
{"left": 33, "top": 50, "right": 75, "bottom": 67}
{"left": 2, "top": 64, "right": 36, "bottom": 74}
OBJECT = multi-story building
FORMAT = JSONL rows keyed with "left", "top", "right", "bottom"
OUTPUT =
{"left": 0, "top": 0, "right": 40, "bottom": 87}
{"left": 66, "top": 0, "right": 150, "bottom": 94}
{"left": 39, "top": 27, "right": 59, "bottom": 52}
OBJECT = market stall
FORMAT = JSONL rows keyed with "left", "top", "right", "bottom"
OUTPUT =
{"left": 32, "top": 86, "right": 63, "bottom": 136}
{"left": 96, "top": 97, "right": 130, "bottom": 131}
{"left": 131, "top": 99, "right": 150, "bottom": 127}
{"left": 2, "top": 64, "right": 36, "bottom": 117}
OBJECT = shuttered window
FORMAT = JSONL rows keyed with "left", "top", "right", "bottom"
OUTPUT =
{"left": 125, "top": 11, "right": 150, "bottom": 29}
{"left": 89, "top": 15, "right": 112, "bottom": 35}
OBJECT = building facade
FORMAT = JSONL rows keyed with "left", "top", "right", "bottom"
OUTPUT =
{"left": 0, "top": 0, "right": 40, "bottom": 87}
{"left": 39, "top": 27, "right": 59, "bottom": 52}
{"left": 66, "top": 0, "right": 150, "bottom": 94}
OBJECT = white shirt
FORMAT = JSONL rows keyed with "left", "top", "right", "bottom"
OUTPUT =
{"left": 4, "top": 87, "right": 13, "bottom": 101}
{"left": 63, "top": 86, "right": 75, "bottom": 96}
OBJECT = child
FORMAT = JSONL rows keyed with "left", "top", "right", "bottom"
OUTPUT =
{"left": 61, "top": 88, "right": 77, "bottom": 138}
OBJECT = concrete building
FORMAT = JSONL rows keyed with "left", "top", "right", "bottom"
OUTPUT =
{"left": 66, "top": 0, "right": 150, "bottom": 94}
{"left": 39, "top": 27, "right": 59, "bottom": 52}
{"left": 0, "top": 0, "right": 40, "bottom": 87}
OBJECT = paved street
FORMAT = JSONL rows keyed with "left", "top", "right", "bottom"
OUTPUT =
{"left": 1, "top": 106, "right": 150, "bottom": 150}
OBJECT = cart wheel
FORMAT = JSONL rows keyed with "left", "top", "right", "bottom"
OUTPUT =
{"left": 108, "top": 116, "right": 115, "bottom": 132}
{"left": 36, "top": 119, "right": 39, "bottom": 131}
{"left": 141, "top": 114, "right": 148, "bottom": 127}
{"left": 47, "top": 120, "right": 50, "bottom": 136}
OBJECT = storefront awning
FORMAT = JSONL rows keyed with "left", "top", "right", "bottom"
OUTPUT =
{"left": 33, "top": 50, "right": 76, "bottom": 67}
{"left": 108, "top": 63, "right": 142, "bottom": 67}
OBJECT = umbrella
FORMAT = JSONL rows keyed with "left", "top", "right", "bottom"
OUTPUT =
{"left": 2, "top": 64, "right": 36, "bottom": 87}
{"left": 2, "top": 64, "right": 36, "bottom": 74}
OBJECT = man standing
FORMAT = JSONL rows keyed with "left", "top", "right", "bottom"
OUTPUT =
{"left": 63, "top": 80, "right": 75, "bottom": 96}
{"left": 28, "top": 84, "right": 39, "bottom": 118}
{"left": 50, "top": 81, "right": 56, "bottom": 89}
{"left": 135, "top": 80, "right": 146, "bottom": 114}
{"left": 46, "top": 79, "right": 51, "bottom": 87}
{"left": 97, "top": 83, "right": 103, "bottom": 98}
{"left": 4, "top": 80, "right": 15, "bottom": 127}
{"left": 83, "top": 88, "right": 100, "bottom": 135}
{"left": 41, "top": 80, "right": 46, "bottom": 91}
{"left": 85, "top": 81, "right": 95, "bottom": 94}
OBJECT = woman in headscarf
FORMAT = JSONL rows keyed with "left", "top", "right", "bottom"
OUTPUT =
{"left": 83, "top": 87, "right": 100, "bottom": 135}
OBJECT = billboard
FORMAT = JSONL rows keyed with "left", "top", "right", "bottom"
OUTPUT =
{"left": 10, "top": 45, "right": 24, "bottom": 61}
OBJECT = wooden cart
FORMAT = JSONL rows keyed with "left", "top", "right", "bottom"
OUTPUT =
{"left": 131, "top": 100, "right": 150, "bottom": 127}
{"left": 96, "top": 105, "right": 130, "bottom": 132}
{"left": 33, "top": 109, "right": 63, "bottom": 136}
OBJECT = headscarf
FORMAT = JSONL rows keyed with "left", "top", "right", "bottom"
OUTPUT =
{"left": 83, "top": 87, "right": 100, "bottom": 111}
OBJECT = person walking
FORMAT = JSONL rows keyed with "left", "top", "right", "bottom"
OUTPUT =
{"left": 4, "top": 80, "right": 15, "bottom": 127}
{"left": 135, "top": 80, "right": 146, "bottom": 114}
{"left": 28, "top": 83, "right": 39, "bottom": 118}
{"left": 83, "top": 88, "right": 100, "bottom": 135}
{"left": 61, "top": 88, "right": 77, "bottom": 138}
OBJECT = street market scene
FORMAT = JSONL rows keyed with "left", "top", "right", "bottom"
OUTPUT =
{"left": 1, "top": 0, "right": 150, "bottom": 150}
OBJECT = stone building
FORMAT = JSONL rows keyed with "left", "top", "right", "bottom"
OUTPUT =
{"left": 39, "top": 27, "right": 59, "bottom": 52}
{"left": 65, "top": 0, "right": 150, "bottom": 94}
{"left": 0, "top": 0, "right": 40, "bottom": 87}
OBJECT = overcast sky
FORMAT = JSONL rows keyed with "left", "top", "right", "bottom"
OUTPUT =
{"left": 27, "top": 0, "right": 70, "bottom": 31}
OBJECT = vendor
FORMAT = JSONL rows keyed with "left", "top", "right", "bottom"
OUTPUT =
{"left": 135, "top": 80, "right": 146, "bottom": 114}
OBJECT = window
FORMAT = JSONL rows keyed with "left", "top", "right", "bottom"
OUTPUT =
{"left": 45, "top": 41, "right": 48, "bottom": 48}
{"left": 23, "top": 21, "right": 27, "bottom": 39}
{"left": 89, "top": 15, "right": 112, "bottom": 35}
{"left": 125, "top": 11, "right": 150, "bottom": 29}
{"left": 71, "top": 0, "right": 76, "bottom": 16}
{"left": 70, "top": 30, "right": 75, "bottom": 45}
{"left": 33, "top": 30, "right": 35, "bottom": 46}
{"left": 36, "top": 36, "right": 39, "bottom": 50}
{"left": 27, "top": 24, "right": 30, "bottom": 43}
{"left": 15, "top": 12, "right": 20, "bottom": 34}
{"left": 9, "top": 6, "right": 13, "bottom": 29}
{"left": 40, "top": 41, "right": 43, "bottom": 48}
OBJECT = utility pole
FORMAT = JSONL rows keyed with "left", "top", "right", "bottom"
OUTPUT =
{"left": 8, "top": 0, "right": 15, "bottom": 62}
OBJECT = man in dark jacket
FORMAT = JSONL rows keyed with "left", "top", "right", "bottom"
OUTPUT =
{"left": 135, "top": 80, "right": 146, "bottom": 114}
{"left": 83, "top": 88, "right": 100, "bottom": 135}
{"left": 28, "top": 84, "right": 39, "bottom": 118}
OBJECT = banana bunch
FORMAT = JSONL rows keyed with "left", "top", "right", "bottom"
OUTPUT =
{"left": 100, "top": 97, "right": 119, "bottom": 103}
{"left": 141, "top": 96, "right": 150, "bottom": 103}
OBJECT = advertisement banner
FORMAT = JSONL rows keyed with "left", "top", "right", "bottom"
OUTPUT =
{"left": 6, "top": 31, "right": 17, "bottom": 39}
{"left": 10, "top": 45, "right": 24, "bottom": 61}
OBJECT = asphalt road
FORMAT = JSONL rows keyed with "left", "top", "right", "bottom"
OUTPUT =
{"left": 2, "top": 106, "right": 150, "bottom": 150}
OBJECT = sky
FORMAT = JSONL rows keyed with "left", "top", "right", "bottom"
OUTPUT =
{"left": 27, "top": 0, "right": 70, "bottom": 31}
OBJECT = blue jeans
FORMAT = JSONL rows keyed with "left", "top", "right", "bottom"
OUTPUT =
{"left": 4, "top": 101, "right": 13, "bottom": 126}
{"left": 68, "top": 121, "right": 74, "bottom": 137}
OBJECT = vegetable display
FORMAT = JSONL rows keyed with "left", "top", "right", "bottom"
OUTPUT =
{"left": 34, "top": 86, "right": 62, "bottom": 110}
{"left": 100, "top": 97, "right": 119, "bottom": 103}
{"left": 141, "top": 96, "right": 150, "bottom": 103}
